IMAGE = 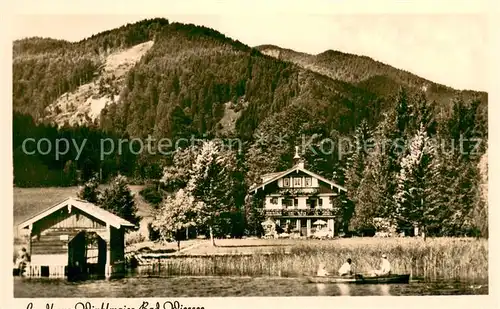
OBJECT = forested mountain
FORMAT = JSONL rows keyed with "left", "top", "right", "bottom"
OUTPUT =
{"left": 13, "top": 18, "right": 169, "bottom": 121}
{"left": 256, "top": 44, "right": 487, "bottom": 107}
{"left": 12, "top": 18, "right": 488, "bottom": 237}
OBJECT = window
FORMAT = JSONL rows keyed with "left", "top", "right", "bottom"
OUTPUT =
{"left": 306, "top": 198, "right": 317, "bottom": 209}
{"left": 283, "top": 178, "right": 290, "bottom": 187}
{"left": 283, "top": 198, "right": 293, "bottom": 208}
{"left": 270, "top": 197, "right": 278, "bottom": 205}
{"left": 283, "top": 220, "right": 292, "bottom": 233}
{"left": 305, "top": 177, "right": 312, "bottom": 186}
{"left": 280, "top": 220, "right": 288, "bottom": 229}
{"left": 294, "top": 177, "right": 302, "bottom": 187}
{"left": 319, "top": 198, "right": 323, "bottom": 207}
{"left": 288, "top": 219, "right": 297, "bottom": 233}
{"left": 294, "top": 198, "right": 299, "bottom": 207}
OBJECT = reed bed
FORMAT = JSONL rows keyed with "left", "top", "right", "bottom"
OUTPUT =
{"left": 132, "top": 237, "right": 487, "bottom": 280}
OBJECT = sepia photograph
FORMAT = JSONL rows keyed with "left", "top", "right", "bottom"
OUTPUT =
{"left": 7, "top": 1, "right": 492, "bottom": 303}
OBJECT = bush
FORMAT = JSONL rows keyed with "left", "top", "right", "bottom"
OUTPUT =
{"left": 148, "top": 222, "right": 161, "bottom": 241}
{"left": 125, "top": 231, "right": 146, "bottom": 245}
{"left": 139, "top": 184, "right": 163, "bottom": 207}
{"left": 101, "top": 175, "right": 140, "bottom": 226}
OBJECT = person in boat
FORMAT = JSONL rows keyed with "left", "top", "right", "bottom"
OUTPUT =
{"left": 317, "top": 262, "right": 329, "bottom": 277}
{"left": 372, "top": 254, "right": 391, "bottom": 276}
{"left": 338, "top": 258, "right": 353, "bottom": 276}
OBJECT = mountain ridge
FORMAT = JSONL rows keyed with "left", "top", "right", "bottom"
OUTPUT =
{"left": 255, "top": 44, "right": 486, "bottom": 102}
{"left": 13, "top": 18, "right": 486, "bottom": 137}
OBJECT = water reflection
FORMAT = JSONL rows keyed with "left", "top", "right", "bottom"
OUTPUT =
{"left": 316, "top": 283, "right": 327, "bottom": 296}
{"left": 337, "top": 283, "right": 350, "bottom": 296}
{"left": 378, "top": 284, "right": 391, "bottom": 296}
{"left": 14, "top": 276, "right": 488, "bottom": 298}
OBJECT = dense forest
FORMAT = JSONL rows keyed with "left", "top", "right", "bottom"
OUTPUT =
{"left": 12, "top": 18, "right": 488, "bottom": 237}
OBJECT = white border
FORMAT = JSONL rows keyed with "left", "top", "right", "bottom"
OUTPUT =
{"left": 1, "top": 1, "right": 498, "bottom": 308}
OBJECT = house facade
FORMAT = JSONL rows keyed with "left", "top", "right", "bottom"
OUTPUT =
{"left": 250, "top": 149, "right": 347, "bottom": 238}
{"left": 17, "top": 197, "right": 135, "bottom": 279}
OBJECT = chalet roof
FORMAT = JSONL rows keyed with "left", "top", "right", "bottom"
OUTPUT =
{"left": 18, "top": 197, "right": 136, "bottom": 230}
{"left": 261, "top": 171, "right": 287, "bottom": 183}
{"left": 249, "top": 164, "right": 347, "bottom": 193}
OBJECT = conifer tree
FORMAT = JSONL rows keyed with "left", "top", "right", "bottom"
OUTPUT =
{"left": 436, "top": 97, "right": 484, "bottom": 235}
{"left": 344, "top": 120, "right": 372, "bottom": 203}
{"left": 186, "top": 141, "right": 236, "bottom": 246}
{"left": 473, "top": 150, "right": 488, "bottom": 237}
{"left": 343, "top": 120, "right": 372, "bottom": 231}
{"left": 350, "top": 141, "right": 391, "bottom": 233}
{"left": 100, "top": 175, "right": 140, "bottom": 226}
{"left": 393, "top": 124, "right": 441, "bottom": 239}
{"left": 77, "top": 174, "right": 101, "bottom": 204}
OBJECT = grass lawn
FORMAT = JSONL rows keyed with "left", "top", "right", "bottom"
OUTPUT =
{"left": 178, "top": 238, "right": 310, "bottom": 255}
{"left": 175, "top": 237, "right": 486, "bottom": 255}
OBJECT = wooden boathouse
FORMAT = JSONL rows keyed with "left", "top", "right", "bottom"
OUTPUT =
{"left": 17, "top": 197, "right": 135, "bottom": 279}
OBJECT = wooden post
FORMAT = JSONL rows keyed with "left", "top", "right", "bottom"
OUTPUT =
{"left": 306, "top": 219, "right": 311, "bottom": 237}
{"left": 28, "top": 224, "right": 33, "bottom": 258}
{"left": 209, "top": 226, "right": 215, "bottom": 247}
{"left": 105, "top": 223, "right": 111, "bottom": 278}
{"left": 328, "top": 218, "right": 334, "bottom": 238}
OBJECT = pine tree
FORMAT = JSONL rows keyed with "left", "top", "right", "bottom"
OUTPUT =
{"left": 160, "top": 145, "right": 199, "bottom": 192}
{"left": 436, "top": 97, "right": 484, "bottom": 236}
{"left": 350, "top": 142, "right": 391, "bottom": 234}
{"left": 393, "top": 124, "right": 441, "bottom": 239}
{"left": 63, "top": 160, "right": 78, "bottom": 186}
{"left": 343, "top": 119, "right": 372, "bottom": 231}
{"left": 100, "top": 175, "right": 140, "bottom": 226}
{"left": 186, "top": 141, "right": 236, "bottom": 246}
{"left": 412, "top": 93, "right": 437, "bottom": 136}
{"left": 351, "top": 110, "right": 398, "bottom": 231}
{"left": 394, "top": 88, "right": 411, "bottom": 138}
{"left": 473, "top": 150, "right": 488, "bottom": 237}
{"left": 344, "top": 121, "right": 370, "bottom": 193}
{"left": 77, "top": 174, "right": 101, "bottom": 204}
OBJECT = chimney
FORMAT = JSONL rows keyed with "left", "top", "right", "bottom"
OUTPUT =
{"left": 293, "top": 146, "right": 305, "bottom": 168}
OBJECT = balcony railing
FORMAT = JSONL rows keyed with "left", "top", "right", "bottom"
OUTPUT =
{"left": 278, "top": 188, "right": 320, "bottom": 196}
{"left": 262, "top": 208, "right": 338, "bottom": 217}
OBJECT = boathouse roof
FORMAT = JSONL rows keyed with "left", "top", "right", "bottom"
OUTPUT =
{"left": 18, "top": 197, "right": 135, "bottom": 230}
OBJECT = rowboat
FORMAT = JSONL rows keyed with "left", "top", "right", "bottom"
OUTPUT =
{"left": 307, "top": 274, "right": 410, "bottom": 284}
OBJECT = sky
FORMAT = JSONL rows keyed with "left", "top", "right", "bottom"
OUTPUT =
{"left": 11, "top": 11, "right": 489, "bottom": 91}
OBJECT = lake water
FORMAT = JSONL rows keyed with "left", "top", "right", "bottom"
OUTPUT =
{"left": 14, "top": 276, "right": 488, "bottom": 297}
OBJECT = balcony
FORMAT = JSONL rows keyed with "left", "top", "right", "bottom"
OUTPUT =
{"left": 278, "top": 188, "right": 320, "bottom": 196}
{"left": 262, "top": 208, "right": 337, "bottom": 217}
